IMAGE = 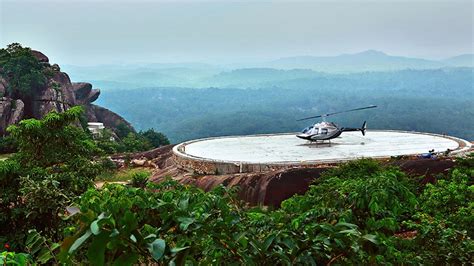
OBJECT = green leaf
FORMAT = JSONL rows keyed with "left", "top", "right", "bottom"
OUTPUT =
{"left": 90, "top": 212, "right": 107, "bottom": 235}
{"left": 336, "top": 222, "right": 358, "bottom": 229}
{"left": 282, "top": 238, "right": 296, "bottom": 250}
{"left": 148, "top": 239, "right": 166, "bottom": 261}
{"left": 170, "top": 246, "right": 190, "bottom": 254}
{"left": 177, "top": 217, "right": 194, "bottom": 231}
{"left": 144, "top": 233, "right": 156, "bottom": 240}
{"left": 263, "top": 235, "right": 275, "bottom": 251}
{"left": 113, "top": 252, "right": 139, "bottom": 266}
{"left": 69, "top": 230, "right": 92, "bottom": 254}
{"left": 178, "top": 197, "right": 189, "bottom": 210}
{"left": 37, "top": 249, "right": 54, "bottom": 264}
{"left": 14, "top": 253, "right": 30, "bottom": 265}
{"left": 90, "top": 220, "right": 100, "bottom": 235}
{"left": 109, "top": 229, "right": 119, "bottom": 238}
{"left": 362, "top": 234, "right": 379, "bottom": 244}
{"left": 339, "top": 229, "right": 359, "bottom": 235}
{"left": 87, "top": 233, "right": 108, "bottom": 266}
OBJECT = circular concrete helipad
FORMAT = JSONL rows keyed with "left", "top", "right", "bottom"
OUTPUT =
{"left": 173, "top": 130, "right": 472, "bottom": 174}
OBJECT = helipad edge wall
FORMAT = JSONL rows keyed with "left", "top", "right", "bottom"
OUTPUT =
{"left": 173, "top": 131, "right": 472, "bottom": 175}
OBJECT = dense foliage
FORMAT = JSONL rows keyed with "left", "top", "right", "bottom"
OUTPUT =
{"left": 0, "top": 107, "right": 101, "bottom": 249}
{"left": 3, "top": 151, "right": 472, "bottom": 264}
{"left": 49, "top": 157, "right": 472, "bottom": 264}
{"left": 94, "top": 128, "right": 170, "bottom": 154}
{"left": 0, "top": 43, "right": 48, "bottom": 98}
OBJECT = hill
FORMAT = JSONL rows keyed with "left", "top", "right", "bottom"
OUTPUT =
{"left": 443, "top": 54, "right": 474, "bottom": 67}
{"left": 263, "top": 50, "right": 445, "bottom": 72}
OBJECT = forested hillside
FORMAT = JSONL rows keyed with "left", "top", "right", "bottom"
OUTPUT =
{"left": 95, "top": 68, "right": 474, "bottom": 142}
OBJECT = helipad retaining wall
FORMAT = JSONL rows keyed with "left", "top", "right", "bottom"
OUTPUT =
{"left": 173, "top": 131, "right": 472, "bottom": 175}
{"left": 173, "top": 150, "right": 339, "bottom": 175}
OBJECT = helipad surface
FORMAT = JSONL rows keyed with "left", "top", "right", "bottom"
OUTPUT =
{"left": 175, "top": 131, "right": 471, "bottom": 164}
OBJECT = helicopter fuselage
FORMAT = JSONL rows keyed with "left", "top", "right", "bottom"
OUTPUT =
{"left": 296, "top": 121, "right": 342, "bottom": 141}
{"left": 296, "top": 121, "right": 367, "bottom": 141}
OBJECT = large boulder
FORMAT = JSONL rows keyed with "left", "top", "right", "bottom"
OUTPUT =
{"left": 32, "top": 71, "right": 76, "bottom": 118}
{"left": 0, "top": 98, "right": 24, "bottom": 135}
{"left": 0, "top": 49, "right": 134, "bottom": 136}
{"left": 31, "top": 50, "right": 49, "bottom": 63}
{"left": 0, "top": 77, "right": 7, "bottom": 97}
{"left": 72, "top": 82, "right": 100, "bottom": 105}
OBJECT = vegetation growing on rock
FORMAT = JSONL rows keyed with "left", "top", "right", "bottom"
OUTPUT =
{"left": 0, "top": 43, "right": 48, "bottom": 98}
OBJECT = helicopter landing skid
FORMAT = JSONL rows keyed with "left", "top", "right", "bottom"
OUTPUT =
{"left": 304, "top": 139, "right": 333, "bottom": 147}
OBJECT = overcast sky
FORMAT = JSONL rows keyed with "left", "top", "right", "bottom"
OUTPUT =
{"left": 0, "top": 0, "right": 472, "bottom": 65}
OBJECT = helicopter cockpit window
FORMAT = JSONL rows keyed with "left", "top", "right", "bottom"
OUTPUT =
{"left": 302, "top": 126, "right": 313, "bottom": 133}
{"left": 321, "top": 128, "right": 328, "bottom": 135}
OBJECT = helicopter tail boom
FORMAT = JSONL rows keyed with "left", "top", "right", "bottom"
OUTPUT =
{"left": 341, "top": 121, "right": 367, "bottom": 136}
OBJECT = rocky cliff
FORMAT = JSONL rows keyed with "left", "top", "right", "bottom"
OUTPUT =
{"left": 119, "top": 145, "right": 460, "bottom": 207}
{"left": 0, "top": 50, "right": 133, "bottom": 135}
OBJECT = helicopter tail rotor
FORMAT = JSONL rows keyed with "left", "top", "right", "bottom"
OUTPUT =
{"left": 361, "top": 121, "right": 367, "bottom": 136}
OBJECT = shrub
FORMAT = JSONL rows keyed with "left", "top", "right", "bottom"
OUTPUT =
{"left": 0, "top": 107, "right": 101, "bottom": 247}
{"left": 130, "top": 171, "right": 149, "bottom": 188}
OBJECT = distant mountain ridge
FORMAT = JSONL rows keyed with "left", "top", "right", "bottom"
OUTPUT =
{"left": 262, "top": 50, "right": 473, "bottom": 72}
{"left": 63, "top": 50, "right": 473, "bottom": 90}
{"left": 442, "top": 54, "right": 474, "bottom": 67}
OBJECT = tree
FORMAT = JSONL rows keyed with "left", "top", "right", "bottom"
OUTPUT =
{"left": 0, "top": 107, "right": 101, "bottom": 247}
{"left": 120, "top": 132, "right": 152, "bottom": 152}
{"left": 8, "top": 106, "right": 97, "bottom": 167}
{"left": 139, "top": 128, "right": 170, "bottom": 148}
{"left": 115, "top": 123, "right": 133, "bottom": 139}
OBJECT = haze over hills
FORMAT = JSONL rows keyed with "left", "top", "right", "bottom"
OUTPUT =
{"left": 60, "top": 49, "right": 474, "bottom": 143}
{"left": 263, "top": 50, "right": 446, "bottom": 72}
{"left": 442, "top": 54, "right": 474, "bottom": 67}
{"left": 62, "top": 50, "right": 474, "bottom": 90}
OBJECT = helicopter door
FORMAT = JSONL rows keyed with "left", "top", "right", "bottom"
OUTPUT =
{"left": 321, "top": 128, "right": 328, "bottom": 135}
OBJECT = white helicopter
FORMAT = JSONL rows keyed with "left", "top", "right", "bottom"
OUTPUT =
{"left": 296, "top": 105, "right": 377, "bottom": 142}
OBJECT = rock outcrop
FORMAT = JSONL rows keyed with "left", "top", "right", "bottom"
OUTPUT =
{"left": 0, "top": 50, "right": 133, "bottom": 135}
{"left": 135, "top": 146, "right": 464, "bottom": 207}
{"left": 0, "top": 98, "right": 25, "bottom": 132}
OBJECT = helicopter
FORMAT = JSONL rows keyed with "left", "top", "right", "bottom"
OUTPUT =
{"left": 296, "top": 105, "right": 377, "bottom": 142}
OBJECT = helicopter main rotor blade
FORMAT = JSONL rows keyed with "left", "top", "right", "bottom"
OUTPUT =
{"left": 325, "top": 105, "right": 377, "bottom": 116}
{"left": 296, "top": 114, "right": 323, "bottom": 121}
{"left": 296, "top": 105, "right": 377, "bottom": 121}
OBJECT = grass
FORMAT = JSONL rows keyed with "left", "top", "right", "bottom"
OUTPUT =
{"left": 96, "top": 167, "right": 153, "bottom": 182}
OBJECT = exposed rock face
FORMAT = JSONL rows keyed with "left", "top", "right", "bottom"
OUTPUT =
{"left": 72, "top": 82, "right": 100, "bottom": 105}
{"left": 30, "top": 50, "right": 49, "bottom": 63}
{"left": 32, "top": 71, "right": 75, "bottom": 118}
{"left": 143, "top": 146, "right": 464, "bottom": 207}
{"left": 0, "top": 98, "right": 25, "bottom": 134}
{"left": 0, "top": 49, "right": 133, "bottom": 135}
